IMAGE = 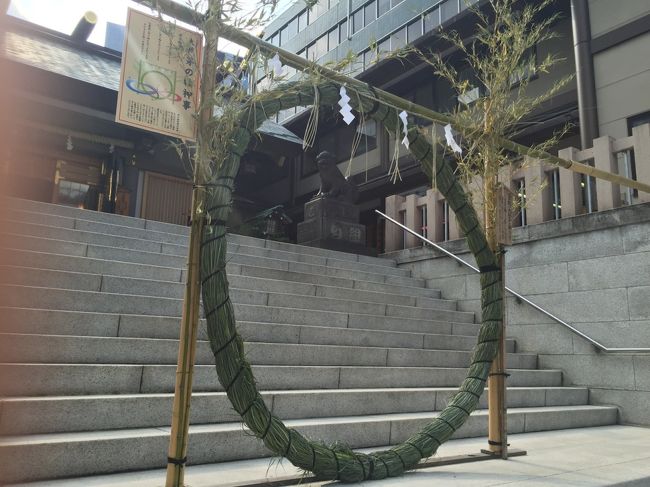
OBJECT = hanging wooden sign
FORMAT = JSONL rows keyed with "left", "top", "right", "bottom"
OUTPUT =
{"left": 116, "top": 8, "right": 202, "bottom": 140}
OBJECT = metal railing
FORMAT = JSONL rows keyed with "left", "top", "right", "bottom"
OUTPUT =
{"left": 377, "top": 209, "right": 650, "bottom": 354}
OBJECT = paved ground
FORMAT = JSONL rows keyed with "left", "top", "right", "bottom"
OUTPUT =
{"left": 11, "top": 425, "right": 650, "bottom": 486}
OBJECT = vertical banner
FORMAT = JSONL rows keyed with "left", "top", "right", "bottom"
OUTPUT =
{"left": 116, "top": 8, "right": 202, "bottom": 140}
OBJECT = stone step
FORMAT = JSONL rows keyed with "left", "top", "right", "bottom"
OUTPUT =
{"left": 0, "top": 333, "right": 537, "bottom": 369}
{"left": 0, "top": 285, "right": 473, "bottom": 323}
{"left": 2, "top": 219, "right": 401, "bottom": 277}
{"left": 0, "top": 363, "right": 563, "bottom": 396}
{"left": 4, "top": 197, "right": 398, "bottom": 267}
{"left": 0, "top": 248, "right": 184, "bottom": 282}
{"left": 6, "top": 210, "right": 188, "bottom": 245}
{"left": 0, "top": 387, "right": 589, "bottom": 435}
{"left": 2, "top": 197, "right": 187, "bottom": 234}
{"left": 0, "top": 307, "right": 514, "bottom": 352}
{"left": 0, "top": 249, "right": 441, "bottom": 298}
{"left": 0, "top": 406, "right": 618, "bottom": 483}
{"left": 6, "top": 248, "right": 441, "bottom": 298}
{"left": 2, "top": 204, "right": 396, "bottom": 267}
{"left": 1, "top": 302, "right": 477, "bottom": 338}
{"left": 235, "top": 263, "right": 440, "bottom": 298}
{"left": 1, "top": 265, "right": 452, "bottom": 310}
{"left": 1, "top": 234, "right": 423, "bottom": 287}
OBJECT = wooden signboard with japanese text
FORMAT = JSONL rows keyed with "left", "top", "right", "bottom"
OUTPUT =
{"left": 116, "top": 8, "right": 202, "bottom": 140}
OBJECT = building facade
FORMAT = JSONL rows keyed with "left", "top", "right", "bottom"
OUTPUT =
{"left": 1, "top": 1, "right": 649, "bottom": 252}
{"left": 260, "top": 0, "right": 650, "bottom": 252}
{"left": 0, "top": 10, "right": 302, "bottom": 230}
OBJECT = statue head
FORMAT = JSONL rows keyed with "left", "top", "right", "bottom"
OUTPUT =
{"left": 316, "top": 151, "right": 336, "bottom": 168}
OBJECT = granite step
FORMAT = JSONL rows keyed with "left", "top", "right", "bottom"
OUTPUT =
{"left": 0, "top": 387, "right": 589, "bottom": 435}
{"left": 1, "top": 234, "right": 422, "bottom": 287}
{"left": 0, "top": 248, "right": 441, "bottom": 298}
{"left": 0, "top": 306, "right": 478, "bottom": 337}
{"left": 0, "top": 406, "right": 619, "bottom": 483}
{"left": 1, "top": 219, "right": 402, "bottom": 276}
{"left": 3, "top": 197, "right": 396, "bottom": 267}
{"left": 0, "top": 307, "right": 513, "bottom": 352}
{"left": 0, "top": 265, "right": 452, "bottom": 309}
{"left": 0, "top": 363, "right": 563, "bottom": 396}
{"left": 0, "top": 333, "right": 537, "bottom": 369}
{"left": 0, "top": 285, "right": 474, "bottom": 323}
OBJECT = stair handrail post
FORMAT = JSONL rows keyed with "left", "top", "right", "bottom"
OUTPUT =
{"left": 165, "top": 3, "right": 222, "bottom": 486}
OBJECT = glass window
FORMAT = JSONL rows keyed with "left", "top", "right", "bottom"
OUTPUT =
{"left": 280, "top": 17, "right": 298, "bottom": 45}
{"left": 390, "top": 0, "right": 403, "bottom": 7}
{"left": 352, "top": 9, "right": 364, "bottom": 34}
{"left": 377, "top": 37, "right": 390, "bottom": 59}
{"left": 328, "top": 27, "right": 339, "bottom": 50}
{"left": 415, "top": 83, "right": 434, "bottom": 110}
{"left": 390, "top": 27, "right": 406, "bottom": 50}
{"left": 407, "top": 19, "right": 422, "bottom": 43}
{"left": 309, "top": 0, "right": 329, "bottom": 23}
{"left": 313, "top": 34, "right": 328, "bottom": 59}
{"left": 363, "top": 49, "right": 377, "bottom": 69}
{"left": 441, "top": 0, "right": 459, "bottom": 23}
{"left": 461, "top": 0, "right": 479, "bottom": 10}
{"left": 377, "top": 0, "right": 390, "bottom": 17}
{"left": 349, "top": 53, "right": 364, "bottom": 75}
{"left": 549, "top": 169, "right": 562, "bottom": 219}
{"left": 354, "top": 120, "right": 378, "bottom": 156}
{"left": 57, "top": 180, "right": 90, "bottom": 208}
{"left": 298, "top": 10, "right": 309, "bottom": 31}
{"left": 364, "top": 2, "right": 376, "bottom": 26}
{"left": 424, "top": 8, "right": 440, "bottom": 32}
{"left": 510, "top": 46, "right": 537, "bottom": 86}
{"left": 514, "top": 179, "right": 527, "bottom": 226}
{"left": 269, "top": 34, "right": 279, "bottom": 47}
{"left": 339, "top": 19, "right": 348, "bottom": 40}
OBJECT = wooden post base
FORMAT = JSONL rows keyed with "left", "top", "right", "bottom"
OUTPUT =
{"left": 217, "top": 449, "right": 528, "bottom": 487}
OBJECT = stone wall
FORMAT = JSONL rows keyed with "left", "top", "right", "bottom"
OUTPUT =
{"left": 389, "top": 202, "right": 650, "bottom": 425}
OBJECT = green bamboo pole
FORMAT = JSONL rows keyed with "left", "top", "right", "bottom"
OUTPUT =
{"left": 164, "top": 6, "right": 221, "bottom": 486}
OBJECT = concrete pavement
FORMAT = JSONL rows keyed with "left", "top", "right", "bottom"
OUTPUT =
{"left": 10, "top": 425, "right": 650, "bottom": 486}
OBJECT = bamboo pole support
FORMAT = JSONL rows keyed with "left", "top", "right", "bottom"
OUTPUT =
{"left": 486, "top": 247, "right": 508, "bottom": 458}
{"left": 165, "top": 5, "right": 220, "bottom": 486}
{"left": 485, "top": 187, "right": 512, "bottom": 458}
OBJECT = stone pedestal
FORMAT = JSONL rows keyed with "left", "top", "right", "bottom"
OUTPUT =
{"left": 297, "top": 197, "right": 371, "bottom": 255}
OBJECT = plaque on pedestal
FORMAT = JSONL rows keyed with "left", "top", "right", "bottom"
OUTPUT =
{"left": 296, "top": 151, "right": 373, "bottom": 255}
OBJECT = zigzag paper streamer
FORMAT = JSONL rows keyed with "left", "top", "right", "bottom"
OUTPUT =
{"left": 444, "top": 123, "right": 463, "bottom": 154}
{"left": 339, "top": 86, "right": 355, "bottom": 125}
{"left": 399, "top": 110, "right": 409, "bottom": 149}
{"left": 269, "top": 53, "right": 285, "bottom": 77}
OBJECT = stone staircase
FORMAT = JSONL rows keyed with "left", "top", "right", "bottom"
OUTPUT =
{"left": 0, "top": 198, "right": 618, "bottom": 484}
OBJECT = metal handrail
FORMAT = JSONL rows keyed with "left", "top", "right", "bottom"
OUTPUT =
{"left": 377, "top": 210, "right": 650, "bottom": 354}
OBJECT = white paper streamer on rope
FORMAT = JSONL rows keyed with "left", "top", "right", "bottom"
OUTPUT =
{"left": 338, "top": 86, "right": 355, "bottom": 125}
{"left": 399, "top": 110, "right": 409, "bottom": 149}
{"left": 444, "top": 123, "right": 463, "bottom": 154}
{"left": 269, "top": 53, "right": 285, "bottom": 77}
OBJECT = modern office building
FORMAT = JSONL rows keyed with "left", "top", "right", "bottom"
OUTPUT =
{"left": 259, "top": 0, "right": 650, "bottom": 251}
